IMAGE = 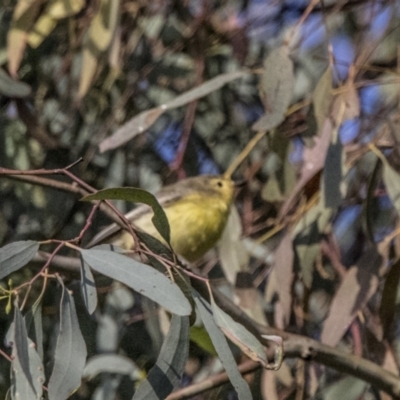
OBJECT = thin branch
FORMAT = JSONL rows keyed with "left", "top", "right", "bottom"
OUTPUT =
{"left": 166, "top": 360, "right": 260, "bottom": 400}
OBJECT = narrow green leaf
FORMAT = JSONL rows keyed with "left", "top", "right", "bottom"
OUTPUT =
{"left": 11, "top": 304, "right": 44, "bottom": 399}
{"left": 24, "top": 301, "right": 44, "bottom": 360}
{"left": 0, "top": 241, "right": 39, "bottom": 280}
{"left": 133, "top": 314, "right": 189, "bottom": 399}
{"left": 80, "top": 249, "right": 191, "bottom": 316}
{"left": 79, "top": 256, "right": 98, "bottom": 314}
{"left": 82, "top": 187, "right": 171, "bottom": 245}
{"left": 192, "top": 290, "right": 253, "bottom": 400}
{"left": 47, "top": 281, "right": 87, "bottom": 400}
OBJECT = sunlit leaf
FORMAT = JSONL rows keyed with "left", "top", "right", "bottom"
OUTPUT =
{"left": 133, "top": 315, "right": 189, "bottom": 399}
{"left": 47, "top": 281, "right": 87, "bottom": 400}
{"left": 80, "top": 249, "right": 191, "bottom": 316}
{"left": 78, "top": 0, "right": 120, "bottom": 98}
{"left": 28, "top": 0, "right": 85, "bottom": 48}
{"left": 0, "top": 241, "right": 39, "bottom": 280}
{"left": 313, "top": 68, "right": 333, "bottom": 135}
{"left": 7, "top": 0, "right": 41, "bottom": 76}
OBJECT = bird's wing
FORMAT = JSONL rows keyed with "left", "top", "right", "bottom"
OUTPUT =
{"left": 86, "top": 204, "right": 151, "bottom": 248}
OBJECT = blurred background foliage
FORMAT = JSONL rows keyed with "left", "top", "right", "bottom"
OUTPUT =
{"left": 2, "top": 0, "right": 400, "bottom": 399}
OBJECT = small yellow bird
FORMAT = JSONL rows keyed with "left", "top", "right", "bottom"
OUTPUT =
{"left": 87, "top": 175, "right": 236, "bottom": 262}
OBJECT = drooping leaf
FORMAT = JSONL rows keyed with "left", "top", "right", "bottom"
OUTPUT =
{"left": 80, "top": 249, "right": 191, "bottom": 316}
{"left": 210, "top": 298, "right": 271, "bottom": 369}
{"left": 0, "top": 241, "right": 39, "bottom": 280}
{"left": 192, "top": 290, "right": 253, "bottom": 400}
{"left": 133, "top": 314, "right": 189, "bottom": 399}
{"left": 320, "top": 246, "right": 382, "bottom": 346}
{"left": 47, "top": 281, "right": 87, "bottom": 400}
{"left": 79, "top": 256, "right": 98, "bottom": 315}
{"left": 83, "top": 354, "right": 141, "bottom": 381}
{"left": 252, "top": 46, "right": 295, "bottom": 131}
{"left": 331, "top": 81, "right": 360, "bottom": 125}
{"left": 11, "top": 304, "right": 44, "bottom": 400}
{"left": 82, "top": 187, "right": 170, "bottom": 245}
{"left": 99, "top": 70, "right": 249, "bottom": 152}
{"left": 24, "top": 301, "right": 44, "bottom": 360}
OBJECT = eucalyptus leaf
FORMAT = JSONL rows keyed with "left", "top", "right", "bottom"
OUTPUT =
{"left": 192, "top": 290, "right": 253, "bottom": 400}
{"left": 252, "top": 46, "right": 295, "bottom": 131}
{"left": 0, "top": 241, "right": 39, "bottom": 280}
{"left": 79, "top": 256, "right": 98, "bottom": 315}
{"left": 47, "top": 281, "right": 87, "bottom": 400}
{"left": 80, "top": 249, "right": 191, "bottom": 316}
{"left": 11, "top": 304, "right": 44, "bottom": 400}
{"left": 133, "top": 314, "right": 189, "bottom": 399}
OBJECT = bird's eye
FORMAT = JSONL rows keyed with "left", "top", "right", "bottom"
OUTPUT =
{"left": 216, "top": 181, "right": 223, "bottom": 188}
